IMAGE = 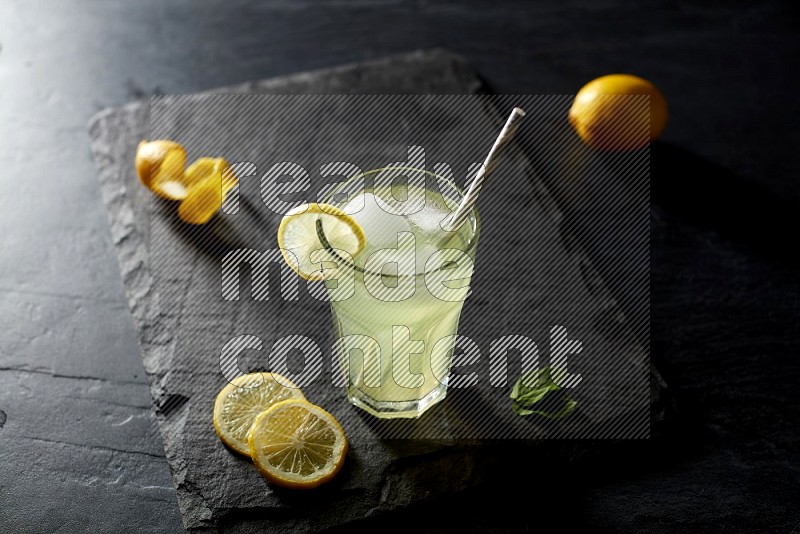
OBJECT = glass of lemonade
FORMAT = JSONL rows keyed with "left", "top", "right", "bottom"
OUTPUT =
{"left": 320, "top": 167, "right": 480, "bottom": 418}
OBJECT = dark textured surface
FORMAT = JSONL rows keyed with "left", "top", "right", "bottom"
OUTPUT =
{"left": 89, "top": 53, "right": 656, "bottom": 531}
{"left": 1, "top": 1, "right": 799, "bottom": 532}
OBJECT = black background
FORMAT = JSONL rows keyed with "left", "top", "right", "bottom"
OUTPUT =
{"left": 1, "top": 1, "right": 799, "bottom": 532}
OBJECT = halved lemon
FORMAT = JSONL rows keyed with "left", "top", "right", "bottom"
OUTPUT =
{"left": 248, "top": 399, "right": 348, "bottom": 489}
{"left": 135, "top": 140, "right": 187, "bottom": 199}
{"left": 178, "top": 157, "right": 238, "bottom": 224}
{"left": 277, "top": 203, "right": 365, "bottom": 280}
{"left": 178, "top": 177, "right": 223, "bottom": 224}
{"left": 213, "top": 372, "right": 305, "bottom": 457}
{"left": 185, "top": 157, "right": 238, "bottom": 192}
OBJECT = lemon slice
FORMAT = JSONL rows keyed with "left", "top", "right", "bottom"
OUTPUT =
{"left": 277, "top": 203, "right": 365, "bottom": 280}
{"left": 213, "top": 372, "right": 305, "bottom": 457}
{"left": 136, "top": 140, "right": 188, "bottom": 199}
{"left": 248, "top": 399, "right": 348, "bottom": 489}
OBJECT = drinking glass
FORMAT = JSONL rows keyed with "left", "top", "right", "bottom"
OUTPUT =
{"left": 320, "top": 168, "right": 480, "bottom": 418}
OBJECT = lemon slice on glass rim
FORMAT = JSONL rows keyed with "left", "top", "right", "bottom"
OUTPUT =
{"left": 213, "top": 372, "right": 305, "bottom": 457}
{"left": 248, "top": 398, "right": 348, "bottom": 489}
{"left": 277, "top": 203, "right": 365, "bottom": 280}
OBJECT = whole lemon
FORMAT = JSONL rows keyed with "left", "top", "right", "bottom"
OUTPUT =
{"left": 569, "top": 74, "right": 668, "bottom": 151}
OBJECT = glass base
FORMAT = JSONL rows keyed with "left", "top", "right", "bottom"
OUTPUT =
{"left": 347, "top": 383, "right": 448, "bottom": 419}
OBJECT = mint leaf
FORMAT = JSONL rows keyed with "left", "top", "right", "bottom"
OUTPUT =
{"left": 512, "top": 398, "right": 578, "bottom": 419}
{"left": 510, "top": 367, "right": 577, "bottom": 419}
{"left": 510, "top": 367, "right": 561, "bottom": 404}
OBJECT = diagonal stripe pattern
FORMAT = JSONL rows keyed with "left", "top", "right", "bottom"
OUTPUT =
{"left": 146, "top": 94, "right": 650, "bottom": 440}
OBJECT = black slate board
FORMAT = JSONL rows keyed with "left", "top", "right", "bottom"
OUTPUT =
{"left": 88, "top": 50, "right": 667, "bottom": 532}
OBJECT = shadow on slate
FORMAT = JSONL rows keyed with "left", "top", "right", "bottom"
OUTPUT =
{"left": 88, "top": 50, "right": 667, "bottom": 532}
